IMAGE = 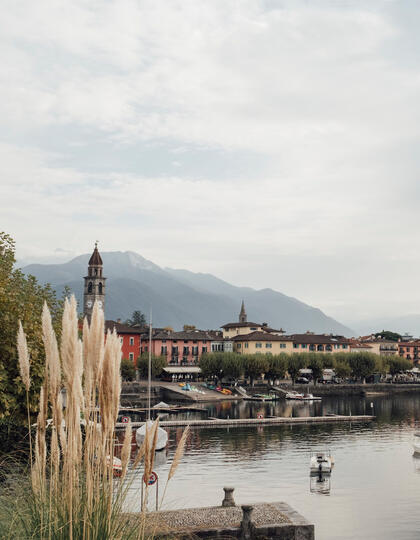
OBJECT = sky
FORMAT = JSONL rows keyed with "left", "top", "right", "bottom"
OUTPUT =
{"left": 1, "top": 0, "right": 420, "bottom": 327}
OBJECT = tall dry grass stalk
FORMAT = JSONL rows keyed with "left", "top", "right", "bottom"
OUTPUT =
{"left": 17, "top": 321, "right": 32, "bottom": 469}
{"left": 14, "top": 296, "right": 190, "bottom": 540}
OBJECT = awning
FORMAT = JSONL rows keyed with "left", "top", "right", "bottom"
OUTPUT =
{"left": 163, "top": 366, "right": 202, "bottom": 374}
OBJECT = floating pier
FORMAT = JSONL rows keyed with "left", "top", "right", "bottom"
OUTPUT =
{"left": 116, "top": 414, "right": 374, "bottom": 428}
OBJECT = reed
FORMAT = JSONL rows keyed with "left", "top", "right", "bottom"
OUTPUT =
{"left": 2, "top": 295, "right": 191, "bottom": 539}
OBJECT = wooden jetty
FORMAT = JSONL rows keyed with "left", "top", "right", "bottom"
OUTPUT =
{"left": 116, "top": 414, "right": 374, "bottom": 428}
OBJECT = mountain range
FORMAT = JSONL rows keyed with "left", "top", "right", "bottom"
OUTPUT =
{"left": 22, "top": 251, "right": 355, "bottom": 336}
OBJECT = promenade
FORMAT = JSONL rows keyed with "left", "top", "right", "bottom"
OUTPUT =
{"left": 116, "top": 414, "right": 374, "bottom": 428}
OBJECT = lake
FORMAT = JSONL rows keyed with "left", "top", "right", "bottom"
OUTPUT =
{"left": 124, "top": 394, "right": 420, "bottom": 540}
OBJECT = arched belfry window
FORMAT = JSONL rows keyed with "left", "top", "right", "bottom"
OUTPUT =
{"left": 98, "top": 282, "right": 103, "bottom": 294}
{"left": 88, "top": 282, "right": 93, "bottom": 294}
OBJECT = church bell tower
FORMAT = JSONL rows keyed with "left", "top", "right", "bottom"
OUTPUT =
{"left": 83, "top": 242, "right": 106, "bottom": 322}
{"left": 239, "top": 300, "right": 247, "bottom": 323}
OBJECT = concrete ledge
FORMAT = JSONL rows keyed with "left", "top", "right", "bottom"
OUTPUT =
{"left": 144, "top": 501, "right": 314, "bottom": 539}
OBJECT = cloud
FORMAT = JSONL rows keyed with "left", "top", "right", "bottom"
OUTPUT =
{"left": 1, "top": 0, "right": 420, "bottom": 323}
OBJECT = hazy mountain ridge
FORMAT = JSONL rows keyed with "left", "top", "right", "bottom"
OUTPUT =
{"left": 22, "top": 251, "right": 354, "bottom": 335}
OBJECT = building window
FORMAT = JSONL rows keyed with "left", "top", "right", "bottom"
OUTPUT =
{"left": 129, "top": 353, "right": 134, "bottom": 361}
{"left": 237, "top": 344, "right": 241, "bottom": 348}
{"left": 184, "top": 340, "right": 188, "bottom": 344}
{"left": 266, "top": 343, "right": 272, "bottom": 348}
{"left": 293, "top": 344, "right": 298, "bottom": 349}
{"left": 192, "top": 346, "right": 198, "bottom": 355}
{"left": 88, "top": 282, "right": 93, "bottom": 294}
{"left": 301, "top": 344, "right": 307, "bottom": 349}
{"left": 162, "top": 339, "right": 166, "bottom": 344}
{"left": 129, "top": 337, "right": 134, "bottom": 346}
{"left": 98, "top": 282, "right": 103, "bottom": 294}
{"left": 256, "top": 343, "right": 262, "bottom": 348}
{"left": 309, "top": 344, "right": 315, "bottom": 351}
{"left": 183, "top": 346, "right": 189, "bottom": 355}
{"left": 245, "top": 343, "right": 249, "bottom": 348}
{"left": 250, "top": 327, "right": 257, "bottom": 331}
{"left": 280, "top": 343, "right": 286, "bottom": 349}
{"left": 342, "top": 344, "right": 348, "bottom": 349}
{"left": 172, "top": 346, "right": 178, "bottom": 355}
{"left": 202, "top": 347, "right": 207, "bottom": 353}
{"left": 161, "top": 346, "right": 167, "bottom": 355}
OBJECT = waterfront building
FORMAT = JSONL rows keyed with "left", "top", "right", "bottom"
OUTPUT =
{"left": 358, "top": 335, "right": 399, "bottom": 356}
{"left": 288, "top": 333, "right": 352, "bottom": 352}
{"left": 398, "top": 340, "right": 420, "bottom": 363}
{"left": 221, "top": 301, "right": 285, "bottom": 338}
{"left": 349, "top": 342, "right": 374, "bottom": 353}
{"left": 83, "top": 242, "right": 106, "bottom": 323}
{"left": 144, "top": 329, "right": 216, "bottom": 365}
{"left": 232, "top": 331, "right": 293, "bottom": 354}
{"left": 105, "top": 320, "right": 143, "bottom": 363}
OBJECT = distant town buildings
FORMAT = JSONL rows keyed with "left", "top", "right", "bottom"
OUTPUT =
{"left": 82, "top": 244, "right": 418, "bottom": 368}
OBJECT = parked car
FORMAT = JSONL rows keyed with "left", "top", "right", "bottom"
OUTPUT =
{"left": 296, "top": 376, "right": 310, "bottom": 384}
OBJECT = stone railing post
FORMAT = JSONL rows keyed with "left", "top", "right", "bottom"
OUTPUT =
{"left": 222, "top": 486, "right": 236, "bottom": 507}
{"left": 240, "top": 505, "right": 255, "bottom": 539}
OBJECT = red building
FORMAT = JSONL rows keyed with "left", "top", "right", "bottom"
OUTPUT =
{"left": 105, "top": 320, "right": 143, "bottom": 364}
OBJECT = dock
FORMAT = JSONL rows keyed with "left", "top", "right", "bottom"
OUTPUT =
{"left": 116, "top": 414, "right": 375, "bottom": 428}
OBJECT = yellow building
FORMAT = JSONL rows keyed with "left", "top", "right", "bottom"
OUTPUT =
{"left": 231, "top": 331, "right": 293, "bottom": 354}
{"left": 221, "top": 301, "right": 285, "bottom": 339}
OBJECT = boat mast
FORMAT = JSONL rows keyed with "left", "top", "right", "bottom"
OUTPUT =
{"left": 148, "top": 306, "right": 152, "bottom": 421}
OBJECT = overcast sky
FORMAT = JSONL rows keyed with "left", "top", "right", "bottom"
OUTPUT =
{"left": 1, "top": 0, "right": 420, "bottom": 326}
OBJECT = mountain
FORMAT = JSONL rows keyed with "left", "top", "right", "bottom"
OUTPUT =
{"left": 22, "top": 251, "right": 355, "bottom": 335}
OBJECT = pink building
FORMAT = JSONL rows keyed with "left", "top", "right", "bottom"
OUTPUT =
{"left": 141, "top": 329, "right": 222, "bottom": 365}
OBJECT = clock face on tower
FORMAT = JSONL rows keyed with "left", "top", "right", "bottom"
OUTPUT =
{"left": 97, "top": 301, "right": 103, "bottom": 308}
{"left": 87, "top": 300, "right": 93, "bottom": 308}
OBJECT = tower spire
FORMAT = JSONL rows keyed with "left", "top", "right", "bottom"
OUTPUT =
{"left": 239, "top": 300, "right": 247, "bottom": 323}
{"left": 83, "top": 242, "right": 106, "bottom": 322}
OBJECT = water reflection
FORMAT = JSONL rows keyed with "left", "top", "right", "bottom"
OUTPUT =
{"left": 310, "top": 473, "right": 331, "bottom": 495}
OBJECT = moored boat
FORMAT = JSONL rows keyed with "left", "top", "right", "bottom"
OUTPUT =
{"left": 136, "top": 419, "right": 168, "bottom": 451}
{"left": 286, "top": 391, "right": 321, "bottom": 401}
{"left": 310, "top": 451, "right": 333, "bottom": 474}
{"left": 413, "top": 432, "right": 420, "bottom": 455}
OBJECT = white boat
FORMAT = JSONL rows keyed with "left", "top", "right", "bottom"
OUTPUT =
{"left": 135, "top": 310, "right": 168, "bottom": 452}
{"left": 286, "top": 391, "right": 321, "bottom": 401}
{"left": 136, "top": 419, "right": 168, "bottom": 451}
{"left": 413, "top": 432, "right": 420, "bottom": 455}
{"left": 310, "top": 451, "right": 333, "bottom": 474}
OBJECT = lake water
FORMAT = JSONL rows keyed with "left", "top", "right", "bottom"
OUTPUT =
{"left": 124, "top": 394, "right": 420, "bottom": 540}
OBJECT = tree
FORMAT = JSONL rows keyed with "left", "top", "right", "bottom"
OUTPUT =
{"left": 120, "top": 358, "right": 136, "bottom": 381}
{"left": 334, "top": 353, "right": 351, "bottom": 379}
{"left": 125, "top": 310, "right": 147, "bottom": 326}
{"left": 348, "top": 353, "right": 376, "bottom": 383}
{"left": 306, "top": 353, "right": 324, "bottom": 385}
{"left": 137, "top": 353, "right": 166, "bottom": 378}
{"left": 374, "top": 330, "right": 401, "bottom": 342}
{"left": 221, "top": 353, "right": 244, "bottom": 381}
{"left": 199, "top": 353, "right": 224, "bottom": 381}
{"left": 243, "top": 355, "right": 269, "bottom": 386}
{"left": 183, "top": 324, "right": 196, "bottom": 332}
{"left": 0, "top": 232, "right": 61, "bottom": 421}
{"left": 387, "top": 356, "right": 411, "bottom": 379}
{"left": 287, "top": 353, "right": 307, "bottom": 384}
{"left": 266, "top": 354, "right": 288, "bottom": 382}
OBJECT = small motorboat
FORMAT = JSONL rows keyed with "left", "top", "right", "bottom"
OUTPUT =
{"left": 413, "top": 432, "right": 420, "bottom": 455}
{"left": 310, "top": 452, "right": 333, "bottom": 475}
{"left": 136, "top": 420, "right": 168, "bottom": 451}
